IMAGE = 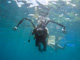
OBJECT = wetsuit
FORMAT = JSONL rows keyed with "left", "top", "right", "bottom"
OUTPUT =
{"left": 32, "top": 27, "right": 48, "bottom": 52}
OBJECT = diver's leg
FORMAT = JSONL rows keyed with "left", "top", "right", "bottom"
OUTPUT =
{"left": 35, "top": 39, "right": 38, "bottom": 46}
{"left": 42, "top": 40, "right": 47, "bottom": 51}
{"left": 38, "top": 43, "right": 42, "bottom": 52}
{"left": 35, "top": 39, "right": 42, "bottom": 52}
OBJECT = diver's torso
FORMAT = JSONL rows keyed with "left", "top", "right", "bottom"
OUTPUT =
{"left": 34, "top": 27, "right": 48, "bottom": 39}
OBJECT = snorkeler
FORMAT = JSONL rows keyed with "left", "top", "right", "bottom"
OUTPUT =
{"left": 32, "top": 18, "right": 49, "bottom": 52}
{"left": 48, "top": 38, "right": 66, "bottom": 52}
{"left": 13, "top": 17, "right": 66, "bottom": 52}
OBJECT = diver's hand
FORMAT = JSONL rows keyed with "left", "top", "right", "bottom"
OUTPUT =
{"left": 62, "top": 29, "right": 66, "bottom": 33}
{"left": 13, "top": 26, "right": 17, "bottom": 30}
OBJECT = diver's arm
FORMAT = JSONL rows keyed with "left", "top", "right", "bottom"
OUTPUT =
{"left": 48, "top": 44, "right": 55, "bottom": 49}
{"left": 45, "top": 27, "right": 49, "bottom": 37}
{"left": 46, "top": 21, "right": 66, "bottom": 33}
{"left": 13, "top": 18, "right": 35, "bottom": 30}
{"left": 58, "top": 44, "right": 66, "bottom": 50}
{"left": 58, "top": 45, "right": 63, "bottom": 49}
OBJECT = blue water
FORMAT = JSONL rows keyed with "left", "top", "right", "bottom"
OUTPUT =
{"left": 0, "top": 0, "right": 80, "bottom": 60}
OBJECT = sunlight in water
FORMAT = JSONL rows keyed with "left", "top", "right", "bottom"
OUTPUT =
{"left": 14, "top": 0, "right": 75, "bottom": 8}
{"left": 13, "top": 0, "right": 80, "bottom": 23}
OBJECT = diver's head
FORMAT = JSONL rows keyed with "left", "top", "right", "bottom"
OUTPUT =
{"left": 37, "top": 28, "right": 44, "bottom": 35}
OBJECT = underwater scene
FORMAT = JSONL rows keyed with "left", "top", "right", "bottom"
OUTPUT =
{"left": 0, "top": 0, "right": 80, "bottom": 60}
